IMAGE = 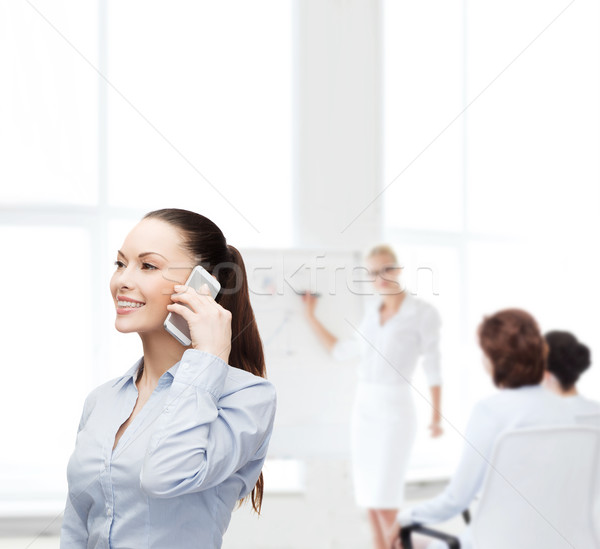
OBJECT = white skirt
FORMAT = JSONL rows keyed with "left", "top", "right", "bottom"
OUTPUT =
{"left": 351, "top": 382, "right": 417, "bottom": 509}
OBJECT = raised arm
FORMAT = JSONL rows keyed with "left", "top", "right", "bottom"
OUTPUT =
{"left": 301, "top": 292, "right": 363, "bottom": 360}
{"left": 139, "top": 282, "right": 275, "bottom": 498}
{"left": 139, "top": 349, "right": 277, "bottom": 498}
{"left": 302, "top": 292, "right": 338, "bottom": 352}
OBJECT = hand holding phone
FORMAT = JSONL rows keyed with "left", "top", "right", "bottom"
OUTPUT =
{"left": 164, "top": 265, "right": 221, "bottom": 346}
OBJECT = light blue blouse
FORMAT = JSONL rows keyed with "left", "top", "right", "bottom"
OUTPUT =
{"left": 60, "top": 349, "right": 277, "bottom": 549}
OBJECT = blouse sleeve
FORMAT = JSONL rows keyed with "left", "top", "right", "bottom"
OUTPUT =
{"left": 397, "top": 400, "right": 499, "bottom": 527}
{"left": 419, "top": 304, "right": 442, "bottom": 387}
{"left": 139, "top": 349, "right": 277, "bottom": 499}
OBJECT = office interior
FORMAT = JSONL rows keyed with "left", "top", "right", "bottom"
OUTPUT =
{"left": 1, "top": 1, "right": 599, "bottom": 548}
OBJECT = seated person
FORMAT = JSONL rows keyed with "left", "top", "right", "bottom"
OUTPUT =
{"left": 387, "top": 308, "right": 577, "bottom": 549}
{"left": 543, "top": 330, "right": 600, "bottom": 416}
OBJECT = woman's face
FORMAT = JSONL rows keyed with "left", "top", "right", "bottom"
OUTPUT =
{"left": 366, "top": 253, "right": 402, "bottom": 294}
{"left": 109, "top": 218, "right": 195, "bottom": 335}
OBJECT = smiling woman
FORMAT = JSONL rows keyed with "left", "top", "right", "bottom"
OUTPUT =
{"left": 60, "top": 208, "right": 277, "bottom": 549}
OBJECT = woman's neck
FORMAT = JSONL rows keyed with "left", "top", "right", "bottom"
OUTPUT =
{"left": 137, "top": 331, "right": 189, "bottom": 389}
{"left": 543, "top": 373, "right": 579, "bottom": 397}
{"left": 380, "top": 291, "right": 406, "bottom": 311}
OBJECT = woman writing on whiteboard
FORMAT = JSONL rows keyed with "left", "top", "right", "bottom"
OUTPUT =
{"left": 60, "top": 208, "right": 277, "bottom": 549}
{"left": 302, "top": 244, "right": 443, "bottom": 549}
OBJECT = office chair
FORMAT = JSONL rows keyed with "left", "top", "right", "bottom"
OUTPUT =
{"left": 400, "top": 425, "right": 600, "bottom": 549}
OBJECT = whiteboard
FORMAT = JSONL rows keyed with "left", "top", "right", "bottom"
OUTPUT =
{"left": 241, "top": 248, "right": 364, "bottom": 458}
{"left": 241, "top": 247, "right": 462, "bottom": 479}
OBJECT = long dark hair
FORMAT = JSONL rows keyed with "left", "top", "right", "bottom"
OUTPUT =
{"left": 143, "top": 208, "right": 266, "bottom": 512}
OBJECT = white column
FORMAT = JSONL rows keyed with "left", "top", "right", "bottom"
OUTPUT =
{"left": 292, "top": 0, "right": 383, "bottom": 252}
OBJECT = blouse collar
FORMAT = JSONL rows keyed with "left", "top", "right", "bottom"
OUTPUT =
{"left": 374, "top": 292, "right": 413, "bottom": 316}
{"left": 111, "top": 357, "right": 143, "bottom": 390}
{"left": 111, "top": 356, "right": 184, "bottom": 391}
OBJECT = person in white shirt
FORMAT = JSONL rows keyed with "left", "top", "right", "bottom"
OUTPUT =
{"left": 543, "top": 330, "right": 600, "bottom": 418}
{"left": 386, "top": 308, "right": 576, "bottom": 549}
{"left": 302, "top": 244, "right": 443, "bottom": 549}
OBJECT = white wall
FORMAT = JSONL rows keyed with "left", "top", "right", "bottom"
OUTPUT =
{"left": 292, "top": 0, "right": 383, "bottom": 251}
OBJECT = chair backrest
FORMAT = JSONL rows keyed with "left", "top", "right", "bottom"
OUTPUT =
{"left": 471, "top": 425, "right": 600, "bottom": 549}
{"left": 576, "top": 413, "right": 600, "bottom": 428}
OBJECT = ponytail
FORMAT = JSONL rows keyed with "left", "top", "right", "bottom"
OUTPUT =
{"left": 219, "top": 244, "right": 266, "bottom": 379}
{"left": 219, "top": 244, "right": 266, "bottom": 514}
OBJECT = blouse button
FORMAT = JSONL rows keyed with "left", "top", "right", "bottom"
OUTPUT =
{"left": 106, "top": 506, "right": 112, "bottom": 517}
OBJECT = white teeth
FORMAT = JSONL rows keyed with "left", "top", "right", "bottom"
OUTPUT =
{"left": 117, "top": 300, "right": 145, "bottom": 308}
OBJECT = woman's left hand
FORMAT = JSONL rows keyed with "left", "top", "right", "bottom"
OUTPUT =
{"left": 167, "top": 283, "right": 232, "bottom": 363}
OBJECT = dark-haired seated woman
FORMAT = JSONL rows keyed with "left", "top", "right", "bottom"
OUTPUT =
{"left": 386, "top": 309, "right": 576, "bottom": 549}
{"left": 543, "top": 330, "right": 600, "bottom": 417}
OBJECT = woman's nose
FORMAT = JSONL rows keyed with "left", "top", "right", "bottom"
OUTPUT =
{"left": 115, "top": 265, "right": 136, "bottom": 289}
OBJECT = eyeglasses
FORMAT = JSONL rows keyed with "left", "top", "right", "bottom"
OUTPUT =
{"left": 366, "top": 265, "right": 401, "bottom": 278}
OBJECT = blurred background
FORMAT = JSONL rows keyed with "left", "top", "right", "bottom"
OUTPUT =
{"left": 0, "top": 1, "right": 598, "bottom": 547}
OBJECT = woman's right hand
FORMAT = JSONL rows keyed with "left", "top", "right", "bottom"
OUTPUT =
{"left": 301, "top": 292, "right": 318, "bottom": 318}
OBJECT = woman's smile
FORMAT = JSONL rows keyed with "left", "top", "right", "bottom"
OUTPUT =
{"left": 116, "top": 295, "right": 147, "bottom": 314}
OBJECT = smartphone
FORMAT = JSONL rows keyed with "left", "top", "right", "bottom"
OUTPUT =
{"left": 163, "top": 265, "right": 222, "bottom": 346}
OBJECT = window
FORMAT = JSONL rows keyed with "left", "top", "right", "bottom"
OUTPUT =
{"left": 384, "top": 0, "right": 600, "bottom": 477}
{"left": 106, "top": 2, "right": 292, "bottom": 246}
{"left": 0, "top": 0, "right": 292, "bottom": 511}
{"left": 0, "top": 1, "right": 98, "bottom": 205}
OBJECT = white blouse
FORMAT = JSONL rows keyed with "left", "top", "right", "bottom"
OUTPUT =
{"left": 396, "top": 385, "right": 576, "bottom": 528}
{"left": 332, "top": 294, "right": 442, "bottom": 387}
{"left": 563, "top": 394, "right": 600, "bottom": 416}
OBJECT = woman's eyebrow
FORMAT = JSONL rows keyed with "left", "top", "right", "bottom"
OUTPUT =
{"left": 117, "top": 250, "right": 168, "bottom": 260}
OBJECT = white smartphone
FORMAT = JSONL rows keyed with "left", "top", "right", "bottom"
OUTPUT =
{"left": 163, "top": 265, "right": 222, "bottom": 346}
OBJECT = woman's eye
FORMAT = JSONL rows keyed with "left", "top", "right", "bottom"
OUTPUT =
{"left": 113, "top": 260, "right": 157, "bottom": 270}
